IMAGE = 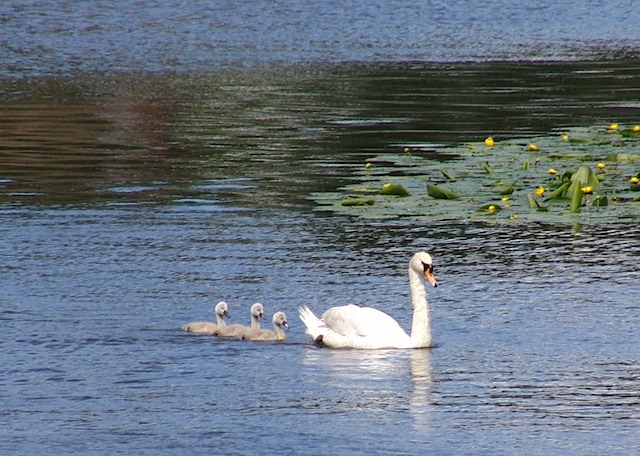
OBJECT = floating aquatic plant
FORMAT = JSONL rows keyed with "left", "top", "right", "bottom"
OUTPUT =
{"left": 427, "top": 183, "right": 459, "bottom": 200}
{"left": 380, "top": 183, "right": 409, "bottom": 197}
{"left": 310, "top": 124, "right": 640, "bottom": 225}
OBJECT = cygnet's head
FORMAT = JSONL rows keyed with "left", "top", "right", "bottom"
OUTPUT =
{"left": 251, "top": 303, "right": 265, "bottom": 320}
{"left": 272, "top": 311, "right": 289, "bottom": 329}
{"left": 215, "top": 301, "right": 230, "bottom": 317}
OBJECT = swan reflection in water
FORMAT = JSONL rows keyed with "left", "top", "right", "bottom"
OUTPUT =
{"left": 409, "top": 348, "right": 433, "bottom": 431}
{"left": 302, "top": 347, "right": 433, "bottom": 429}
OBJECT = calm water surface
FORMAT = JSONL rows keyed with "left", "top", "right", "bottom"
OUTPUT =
{"left": 2, "top": 1, "right": 640, "bottom": 455}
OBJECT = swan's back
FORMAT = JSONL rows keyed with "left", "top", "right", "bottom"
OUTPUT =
{"left": 300, "top": 304, "right": 411, "bottom": 349}
{"left": 322, "top": 305, "right": 408, "bottom": 339}
{"left": 182, "top": 321, "right": 219, "bottom": 334}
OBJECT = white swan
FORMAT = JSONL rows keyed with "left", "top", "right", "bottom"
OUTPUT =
{"left": 241, "top": 311, "right": 289, "bottom": 341}
{"left": 182, "top": 301, "right": 230, "bottom": 335}
{"left": 214, "top": 303, "right": 265, "bottom": 338}
{"left": 298, "top": 252, "right": 438, "bottom": 349}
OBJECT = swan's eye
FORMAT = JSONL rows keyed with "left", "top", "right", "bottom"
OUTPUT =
{"left": 422, "top": 262, "right": 433, "bottom": 273}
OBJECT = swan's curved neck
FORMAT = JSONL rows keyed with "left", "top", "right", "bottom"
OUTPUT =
{"left": 250, "top": 314, "right": 260, "bottom": 329}
{"left": 216, "top": 313, "right": 226, "bottom": 326}
{"left": 274, "top": 325, "right": 286, "bottom": 340}
{"left": 409, "top": 268, "right": 431, "bottom": 348}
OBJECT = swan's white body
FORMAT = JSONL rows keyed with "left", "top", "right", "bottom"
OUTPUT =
{"left": 215, "top": 303, "right": 265, "bottom": 339}
{"left": 182, "top": 301, "right": 229, "bottom": 335}
{"left": 241, "top": 312, "right": 289, "bottom": 341}
{"left": 299, "top": 252, "right": 437, "bottom": 349}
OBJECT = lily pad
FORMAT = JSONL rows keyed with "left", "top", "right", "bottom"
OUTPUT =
{"left": 427, "top": 183, "right": 459, "bottom": 200}
{"left": 567, "top": 165, "right": 601, "bottom": 195}
{"left": 310, "top": 124, "right": 640, "bottom": 225}
{"left": 341, "top": 197, "right": 375, "bottom": 206}
{"left": 441, "top": 170, "right": 455, "bottom": 180}
{"left": 570, "top": 181, "right": 583, "bottom": 213}
{"left": 593, "top": 195, "right": 609, "bottom": 207}
{"left": 544, "top": 182, "right": 571, "bottom": 200}
{"left": 476, "top": 204, "right": 502, "bottom": 214}
{"left": 499, "top": 182, "right": 515, "bottom": 195}
{"left": 527, "top": 194, "right": 548, "bottom": 211}
{"left": 380, "top": 183, "right": 409, "bottom": 197}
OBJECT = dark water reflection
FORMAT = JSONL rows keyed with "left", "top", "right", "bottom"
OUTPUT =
{"left": 2, "top": 60, "right": 640, "bottom": 208}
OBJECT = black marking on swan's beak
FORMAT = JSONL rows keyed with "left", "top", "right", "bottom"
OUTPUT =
{"left": 422, "top": 262, "right": 438, "bottom": 287}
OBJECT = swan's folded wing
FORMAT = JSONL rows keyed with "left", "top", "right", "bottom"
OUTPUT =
{"left": 215, "top": 323, "right": 249, "bottom": 338}
{"left": 321, "top": 305, "right": 406, "bottom": 338}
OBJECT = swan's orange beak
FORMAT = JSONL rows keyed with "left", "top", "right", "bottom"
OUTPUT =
{"left": 424, "top": 268, "right": 438, "bottom": 287}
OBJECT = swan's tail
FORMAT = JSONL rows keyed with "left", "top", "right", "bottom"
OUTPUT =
{"left": 298, "top": 305, "right": 328, "bottom": 343}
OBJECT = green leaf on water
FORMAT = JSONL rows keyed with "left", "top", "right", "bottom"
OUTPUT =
{"left": 620, "top": 129, "right": 639, "bottom": 138}
{"left": 544, "top": 182, "right": 571, "bottom": 200}
{"left": 499, "top": 182, "right": 515, "bottom": 195}
{"left": 570, "top": 181, "right": 583, "bottom": 213}
{"left": 441, "top": 170, "right": 455, "bottom": 180}
{"left": 545, "top": 196, "right": 571, "bottom": 205}
{"left": 341, "top": 197, "right": 375, "bottom": 206}
{"left": 526, "top": 194, "right": 547, "bottom": 211}
{"left": 527, "top": 194, "right": 540, "bottom": 209}
{"left": 427, "top": 183, "right": 460, "bottom": 200}
{"left": 567, "top": 165, "right": 600, "bottom": 195}
{"left": 380, "top": 183, "right": 409, "bottom": 197}
{"left": 593, "top": 195, "right": 608, "bottom": 207}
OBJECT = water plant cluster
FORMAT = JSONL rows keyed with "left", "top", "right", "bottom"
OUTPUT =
{"left": 311, "top": 124, "right": 640, "bottom": 225}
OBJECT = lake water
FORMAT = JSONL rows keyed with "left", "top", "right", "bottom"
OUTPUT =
{"left": 2, "top": 1, "right": 640, "bottom": 455}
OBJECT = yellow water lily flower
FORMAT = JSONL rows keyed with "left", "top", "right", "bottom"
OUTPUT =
{"left": 548, "top": 168, "right": 558, "bottom": 175}
{"left": 501, "top": 196, "right": 510, "bottom": 202}
{"left": 634, "top": 125, "right": 640, "bottom": 132}
{"left": 631, "top": 176, "right": 640, "bottom": 184}
{"left": 535, "top": 186, "right": 545, "bottom": 197}
{"left": 488, "top": 205, "right": 497, "bottom": 212}
{"left": 581, "top": 186, "right": 593, "bottom": 194}
{"left": 365, "top": 162, "right": 373, "bottom": 169}
{"left": 485, "top": 136, "right": 494, "bottom": 147}
{"left": 561, "top": 133, "right": 569, "bottom": 141}
{"left": 609, "top": 123, "right": 619, "bottom": 130}
{"left": 596, "top": 162, "right": 606, "bottom": 169}
{"left": 528, "top": 144, "right": 539, "bottom": 151}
